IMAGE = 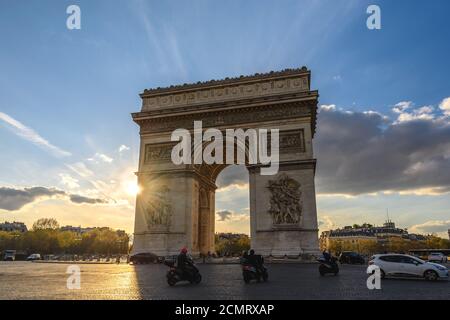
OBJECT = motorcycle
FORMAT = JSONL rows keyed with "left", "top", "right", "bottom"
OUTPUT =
{"left": 317, "top": 256, "right": 339, "bottom": 276}
{"left": 164, "top": 258, "right": 202, "bottom": 286}
{"left": 241, "top": 257, "right": 269, "bottom": 284}
{"left": 242, "top": 264, "right": 269, "bottom": 283}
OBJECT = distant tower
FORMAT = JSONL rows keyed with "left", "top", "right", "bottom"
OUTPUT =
{"left": 448, "top": 229, "right": 450, "bottom": 240}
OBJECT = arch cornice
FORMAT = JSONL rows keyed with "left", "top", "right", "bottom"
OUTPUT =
{"left": 133, "top": 99, "right": 318, "bottom": 136}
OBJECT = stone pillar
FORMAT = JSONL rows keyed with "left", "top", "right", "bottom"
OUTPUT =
{"left": 248, "top": 125, "right": 320, "bottom": 257}
{"left": 132, "top": 171, "right": 198, "bottom": 256}
{"left": 197, "top": 185, "right": 216, "bottom": 255}
{"left": 249, "top": 162, "right": 320, "bottom": 257}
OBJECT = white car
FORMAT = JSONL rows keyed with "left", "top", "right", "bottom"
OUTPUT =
{"left": 369, "top": 254, "right": 448, "bottom": 281}
{"left": 26, "top": 253, "right": 42, "bottom": 261}
{"left": 428, "top": 252, "right": 448, "bottom": 263}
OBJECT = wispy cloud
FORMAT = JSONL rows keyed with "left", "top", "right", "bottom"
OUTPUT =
{"left": 66, "top": 162, "right": 94, "bottom": 178}
{"left": 0, "top": 112, "right": 71, "bottom": 158}
{"left": 133, "top": 0, "right": 187, "bottom": 78}
{"left": 87, "top": 153, "right": 113, "bottom": 163}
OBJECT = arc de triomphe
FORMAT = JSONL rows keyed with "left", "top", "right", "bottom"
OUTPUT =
{"left": 131, "top": 67, "right": 320, "bottom": 257}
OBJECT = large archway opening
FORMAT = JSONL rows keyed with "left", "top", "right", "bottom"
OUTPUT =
{"left": 193, "top": 164, "right": 250, "bottom": 256}
{"left": 214, "top": 165, "right": 250, "bottom": 256}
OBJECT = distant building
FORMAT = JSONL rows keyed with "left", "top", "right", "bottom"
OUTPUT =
{"left": 60, "top": 225, "right": 95, "bottom": 234}
{"left": 216, "top": 233, "right": 249, "bottom": 240}
{"left": 320, "top": 220, "right": 427, "bottom": 253}
{"left": 0, "top": 221, "right": 28, "bottom": 233}
{"left": 60, "top": 225, "right": 127, "bottom": 236}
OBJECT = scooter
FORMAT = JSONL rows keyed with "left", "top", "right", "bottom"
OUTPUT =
{"left": 242, "top": 263, "right": 269, "bottom": 283}
{"left": 317, "top": 256, "right": 339, "bottom": 276}
{"left": 242, "top": 264, "right": 269, "bottom": 283}
{"left": 165, "top": 258, "right": 202, "bottom": 286}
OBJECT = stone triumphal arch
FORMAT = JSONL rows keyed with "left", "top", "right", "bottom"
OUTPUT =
{"left": 131, "top": 67, "right": 320, "bottom": 257}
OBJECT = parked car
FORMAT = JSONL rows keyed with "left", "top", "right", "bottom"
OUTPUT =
{"left": 338, "top": 251, "right": 365, "bottom": 264}
{"left": 428, "top": 252, "right": 448, "bottom": 263}
{"left": 130, "top": 252, "right": 163, "bottom": 264}
{"left": 369, "top": 254, "right": 449, "bottom": 281}
{"left": 3, "top": 250, "right": 16, "bottom": 261}
{"left": 26, "top": 254, "right": 42, "bottom": 261}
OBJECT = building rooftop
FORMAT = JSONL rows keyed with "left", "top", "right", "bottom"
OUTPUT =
{"left": 141, "top": 67, "right": 310, "bottom": 96}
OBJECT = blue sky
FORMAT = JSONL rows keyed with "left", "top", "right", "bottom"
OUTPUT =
{"left": 1, "top": 0, "right": 449, "bottom": 236}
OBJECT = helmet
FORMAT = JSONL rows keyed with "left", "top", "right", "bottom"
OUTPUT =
{"left": 181, "top": 247, "right": 188, "bottom": 254}
{"left": 249, "top": 249, "right": 255, "bottom": 255}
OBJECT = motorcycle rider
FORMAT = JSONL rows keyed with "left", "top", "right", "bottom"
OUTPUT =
{"left": 322, "top": 249, "right": 338, "bottom": 269}
{"left": 240, "top": 250, "right": 249, "bottom": 264}
{"left": 322, "top": 249, "right": 331, "bottom": 262}
{"left": 247, "top": 249, "right": 264, "bottom": 277}
{"left": 177, "top": 247, "right": 194, "bottom": 278}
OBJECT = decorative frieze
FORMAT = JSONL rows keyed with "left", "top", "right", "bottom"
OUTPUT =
{"left": 141, "top": 73, "right": 310, "bottom": 111}
{"left": 137, "top": 102, "right": 314, "bottom": 134}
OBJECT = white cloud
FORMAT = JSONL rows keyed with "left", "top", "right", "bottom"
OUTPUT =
{"left": 318, "top": 215, "right": 338, "bottom": 231}
{"left": 395, "top": 105, "right": 435, "bottom": 123}
{"left": 319, "top": 104, "right": 336, "bottom": 111}
{"left": 87, "top": 153, "right": 113, "bottom": 163}
{"left": 59, "top": 173, "right": 80, "bottom": 189}
{"left": 118, "top": 145, "right": 130, "bottom": 153}
{"left": 392, "top": 101, "right": 412, "bottom": 114}
{"left": 0, "top": 112, "right": 71, "bottom": 158}
{"left": 439, "top": 97, "right": 450, "bottom": 116}
{"left": 409, "top": 220, "right": 450, "bottom": 236}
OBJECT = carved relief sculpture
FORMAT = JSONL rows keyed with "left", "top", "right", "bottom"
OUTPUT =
{"left": 145, "top": 185, "right": 172, "bottom": 229}
{"left": 267, "top": 174, "right": 303, "bottom": 225}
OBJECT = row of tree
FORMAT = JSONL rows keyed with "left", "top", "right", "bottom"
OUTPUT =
{"left": 215, "top": 234, "right": 251, "bottom": 257}
{"left": 0, "top": 218, "right": 130, "bottom": 255}
{"left": 327, "top": 236, "right": 450, "bottom": 256}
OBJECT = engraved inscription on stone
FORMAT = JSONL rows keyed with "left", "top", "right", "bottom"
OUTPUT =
{"left": 144, "top": 143, "right": 174, "bottom": 163}
{"left": 279, "top": 130, "right": 305, "bottom": 152}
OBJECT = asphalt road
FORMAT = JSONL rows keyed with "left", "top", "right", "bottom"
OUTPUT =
{"left": 0, "top": 261, "right": 448, "bottom": 300}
